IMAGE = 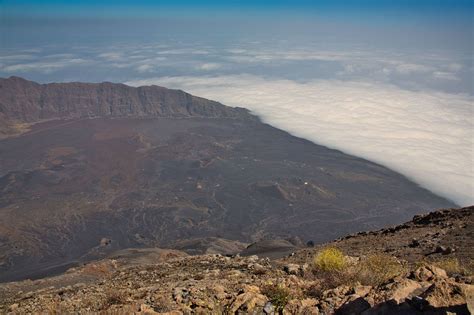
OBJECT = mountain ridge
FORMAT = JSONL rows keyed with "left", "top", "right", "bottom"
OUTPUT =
{"left": 0, "top": 76, "right": 251, "bottom": 136}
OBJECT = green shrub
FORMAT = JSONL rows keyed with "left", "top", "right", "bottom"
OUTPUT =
{"left": 261, "top": 283, "right": 291, "bottom": 312}
{"left": 314, "top": 247, "right": 347, "bottom": 272}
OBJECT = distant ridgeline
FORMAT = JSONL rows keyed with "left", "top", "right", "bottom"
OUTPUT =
{"left": 0, "top": 76, "right": 251, "bottom": 136}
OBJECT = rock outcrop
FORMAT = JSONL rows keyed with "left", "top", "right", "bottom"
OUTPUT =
{"left": 0, "top": 76, "right": 251, "bottom": 136}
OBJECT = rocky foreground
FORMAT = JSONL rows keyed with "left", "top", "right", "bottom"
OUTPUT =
{"left": 0, "top": 206, "right": 472, "bottom": 314}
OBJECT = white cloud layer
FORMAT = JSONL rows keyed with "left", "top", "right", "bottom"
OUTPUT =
{"left": 1, "top": 58, "right": 89, "bottom": 73}
{"left": 195, "top": 63, "right": 222, "bottom": 71}
{"left": 126, "top": 75, "right": 474, "bottom": 206}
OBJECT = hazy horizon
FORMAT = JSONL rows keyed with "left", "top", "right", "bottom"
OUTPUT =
{"left": 1, "top": 0, "right": 473, "bottom": 205}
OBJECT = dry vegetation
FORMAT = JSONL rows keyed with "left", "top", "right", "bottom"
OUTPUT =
{"left": 312, "top": 248, "right": 409, "bottom": 291}
{"left": 432, "top": 257, "right": 472, "bottom": 277}
{"left": 355, "top": 254, "right": 407, "bottom": 286}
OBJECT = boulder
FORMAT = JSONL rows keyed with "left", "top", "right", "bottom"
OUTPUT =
{"left": 229, "top": 285, "right": 268, "bottom": 313}
{"left": 411, "top": 265, "right": 447, "bottom": 282}
{"left": 463, "top": 284, "right": 474, "bottom": 314}
{"left": 408, "top": 238, "right": 420, "bottom": 248}
{"left": 324, "top": 285, "right": 352, "bottom": 299}
{"left": 429, "top": 265, "right": 449, "bottom": 278}
{"left": 420, "top": 280, "right": 467, "bottom": 308}
{"left": 246, "top": 255, "right": 259, "bottom": 263}
{"left": 263, "top": 301, "right": 275, "bottom": 314}
{"left": 434, "top": 245, "right": 455, "bottom": 255}
{"left": 173, "top": 287, "right": 186, "bottom": 302}
{"left": 352, "top": 286, "right": 372, "bottom": 297}
{"left": 209, "top": 284, "right": 227, "bottom": 300}
{"left": 283, "top": 264, "right": 301, "bottom": 275}
{"left": 382, "top": 279, "right": 423, "bottom": 303}
{"left": 8, "top": 304, "right": 19, "bottom": 312}
{"left": 283, "top": 298, "right": 319, "bottom": 315}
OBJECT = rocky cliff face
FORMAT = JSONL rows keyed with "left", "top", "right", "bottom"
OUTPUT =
{"left": 0, "top": 76, "right": 250, "bottom": 125}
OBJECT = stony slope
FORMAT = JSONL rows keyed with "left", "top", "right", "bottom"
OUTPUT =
{"left": 282, "top": 206, "right": 474, "bottom": 267}
{"left": 0, "top": 206, "right": 472, "bottom": 314}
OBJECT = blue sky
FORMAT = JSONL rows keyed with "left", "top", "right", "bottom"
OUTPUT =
{"left": 3, "top": 0, "right": 472, "bottom": 8}
{"left": 0, "top": 0, "right": 473, "bottom": 205}
{"left": 2, "top": 0, "right": 473, "bottom": 17}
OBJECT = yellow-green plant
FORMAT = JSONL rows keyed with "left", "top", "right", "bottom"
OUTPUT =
{"left": 313, "top": 247, "right": 347, "bottom": 272}
{"left": 355, "top": 254, "right": 405, "bottom": 286}
{"left": 433, "top": 257, "right": 471, "bottom": 276}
